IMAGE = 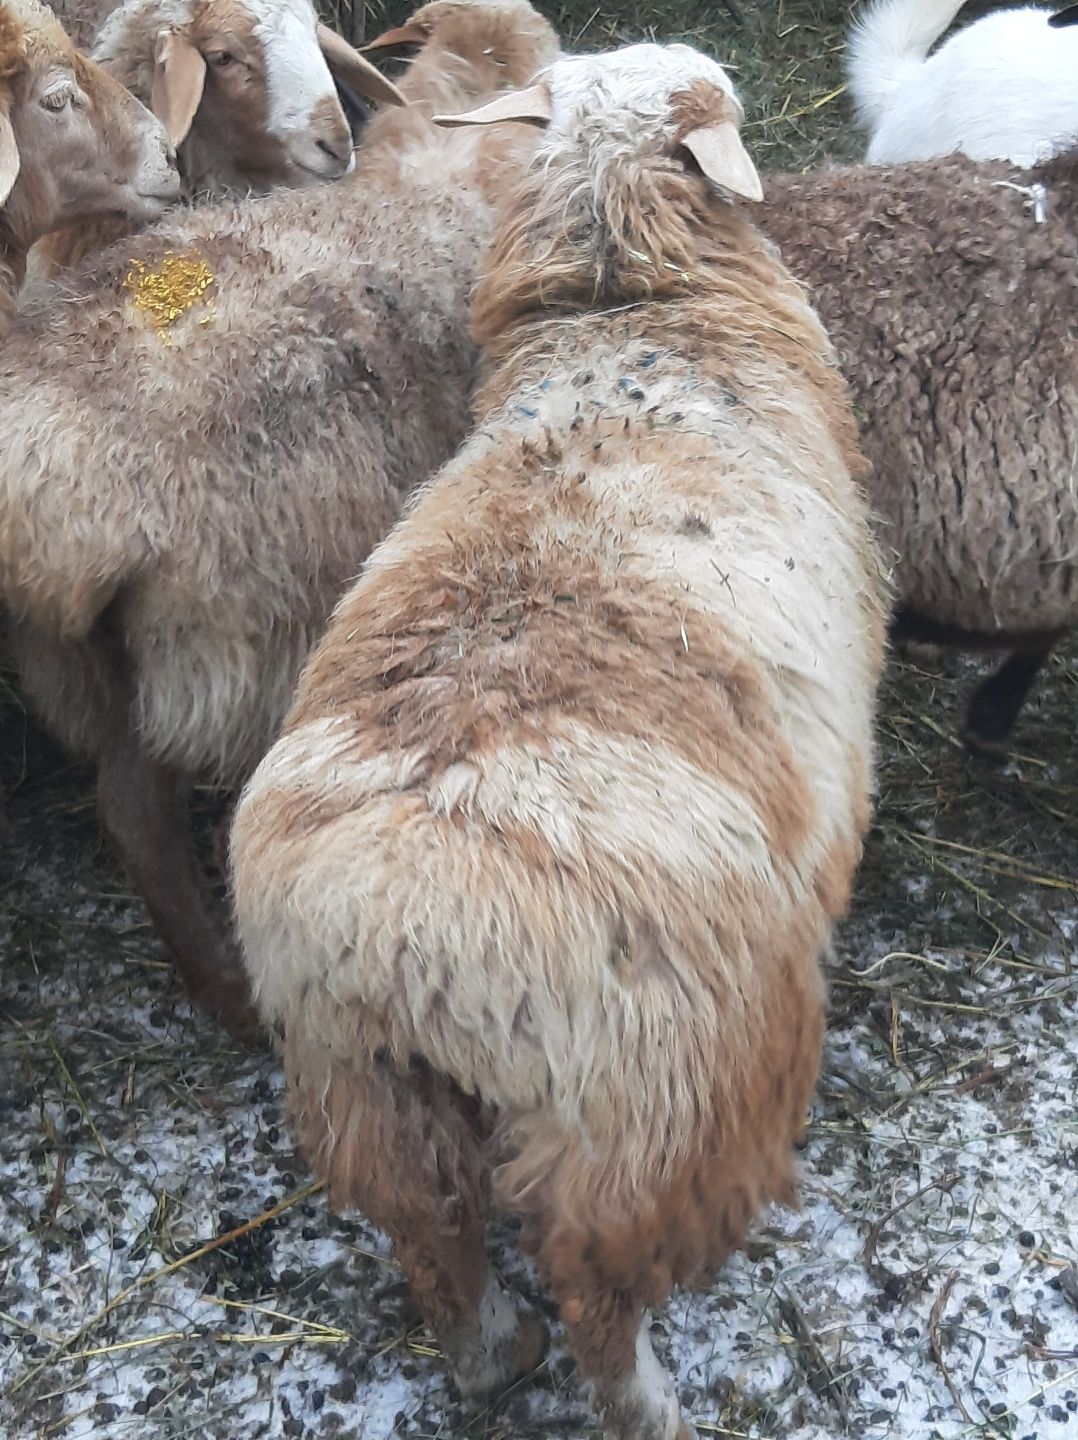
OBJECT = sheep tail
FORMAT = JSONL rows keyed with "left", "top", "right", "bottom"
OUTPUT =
{"left": 846, "top": 0, "right": 968, "bottom": 128}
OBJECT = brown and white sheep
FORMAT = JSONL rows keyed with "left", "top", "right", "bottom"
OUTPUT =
{"left": 34, "top": 0, "right": 406, "bottom": 273}
{"left": 756, "top": 145, "right": 1077, "bottom": 754}
{"left": 0, "top": 0, "right": 177, "bottom": 328}
{"left": 230, "top": 42, "right": 887, "bottom": 1439}
{"left": 0, "top": 0, "right": 559, "bottom": 1032}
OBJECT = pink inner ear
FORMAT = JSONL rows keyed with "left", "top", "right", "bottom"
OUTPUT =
{"left": 360, "top": 20, "right": 430, "bottom": 53}
{"left": 433, "top": 84, "right": 553, "bottom": 129}
{"left": 680, "top": 121, "right": 763, "bottom": 203}
{"left": 151, "top": 31, "right": 207, "bottom": 147}
{"left": 317, "top": 24, "right": 407, "bottom": 108}
{"left": 0, "top": 112, "right": 22, "bottom": 207}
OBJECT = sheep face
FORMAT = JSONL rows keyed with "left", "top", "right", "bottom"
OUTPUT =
{"left": 100, "top": 0, "right": 403, "bottom": 195}
{"left": 0, "top": 0, "right": 178, "bottom": 243}
{"left": 439, "top": 42, "right": 762, "bottom": 203}
{"left": 363, "top": 0, "right": 561, "bottom": 123}
{"left": 365, "top": 0, "right": 552, "bottom": 56}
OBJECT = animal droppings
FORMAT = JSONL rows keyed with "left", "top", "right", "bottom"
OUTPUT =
{"left": 124, "top": 253, "right": 215, "bottom": 343}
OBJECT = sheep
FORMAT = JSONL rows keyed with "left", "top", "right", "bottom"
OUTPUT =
{"left": 847, "top": 0, "right": 1078, "bottom": 167}
{"left": 0, "top": 0, "right": 177, "bottom": 328}
{"left": 754, "top": 144, "right": 1077, "bottom": 754}
{"left": 230, "top": 41, "right": 887, "bottom": 1440}
{"left": 33, "top": 0, "right": 407, "bottom": 273}
{"left": 0, "top": 0, "right": 560, "bottom": 1032}
{"left": 45, "top": 0, "right": 118, "bottom": 49}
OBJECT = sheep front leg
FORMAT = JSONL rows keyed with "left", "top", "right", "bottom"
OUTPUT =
{"left": 96, "top": 731, "right": 258, "bottom": 1036}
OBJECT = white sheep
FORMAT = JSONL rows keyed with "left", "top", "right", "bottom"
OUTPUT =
{"left": 848, "top": 0, "right": 1078, "bottom": 166}
{"left": 231, "top": 41, "right": 887, "bottom": 1440}
{"left": 0, "top": 0, "right": 177, "bottom": 328}
{"left": 34, "top": 0, "right": 406, "bottom": 273}
{"left": 0, "top": 0, "right": 559, "bottom": 1032}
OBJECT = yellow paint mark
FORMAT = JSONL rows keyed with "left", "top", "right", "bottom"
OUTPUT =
{"left": 124, "top": 253, "right": 214, "bottom": 343}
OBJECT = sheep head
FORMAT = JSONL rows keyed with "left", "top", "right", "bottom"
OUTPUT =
{"left": 0, "top": 0, "right": 177, "bottom": 251}
{"left": 363, "top": 0, "right": 560, "bottom": 111}
{"left": 95, "top": 0, "right": 404, "bottom": 197}
{"left": 438, "top": 43, "right": 761, "bottom": 202}
{"left": 438, "top": 43, "right": 763, "bottom": 328}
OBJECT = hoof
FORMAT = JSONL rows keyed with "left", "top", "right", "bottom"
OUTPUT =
{"left": 451, "top": 1286, "right": 549, "bottom": 1399}
{"left": 599, "top": 1411, "right": 694, "bottom": 1440}
{"left": 961, "top": 727, "right": 1009, "bottom": 766}
{"left": 189, "top": 967, "right": 264, "bottom": 1043}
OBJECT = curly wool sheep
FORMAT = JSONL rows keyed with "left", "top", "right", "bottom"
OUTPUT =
{"left": 757, "top": 146, "right": 1077, "bottom": 753}
{"left": 34, "top": 0, "right": 406, "bottom": 274}
{"left": 231, "top": 42, "right": 887, "bottom": 1440}
{"left": 0, "top": 0, "right": 560, "bottom": 1031}
{"left": 847, "top": 0, "right": 1078, "bottom": 166}
{"left": 0, "top": 0, "right": 176, "bottom": 327}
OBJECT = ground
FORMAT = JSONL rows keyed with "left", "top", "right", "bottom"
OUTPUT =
{"left": 1, "top": 2, "right": 1076, "bottom": 1439}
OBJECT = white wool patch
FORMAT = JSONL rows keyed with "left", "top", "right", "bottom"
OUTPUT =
{"left": 543, "top": 41, "right": 744, "bottom": 133}
{"left": 600, "top": 1321, "right": 682, "bottom": 1437}
{"left": 251, "top": 0, "right": 338, "bottom": 140}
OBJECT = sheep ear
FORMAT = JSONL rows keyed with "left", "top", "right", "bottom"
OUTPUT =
{"left": 361, "top": 19, "right": 431, "bottom": 53}
{"left": 1048, "top": 3, "right": 1078, "bottom": 24}
{"left": 0, "top": 110, "right": 20, "bottom": 208}
{"left": 334, "top": 76, "right": 370, "bottom": 135}
{"left": 680, "top": 120, "right": 763, "bottom": 202}
{"left": 433, "top": 85, "right": 552, "bottom": 128}
{"left": 317, "top": 24, "right": 406, "bottom": 107}
{"left": 151, "top": 28, "right": 207, "bottom": 146}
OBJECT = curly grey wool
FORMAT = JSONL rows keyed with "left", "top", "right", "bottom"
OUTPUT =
{"left": 757, "top": 146, "right": 1077, "bottom": 753}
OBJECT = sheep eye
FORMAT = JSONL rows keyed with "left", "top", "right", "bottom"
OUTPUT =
{"left": 40, "top": 88, "right": 72, "bottom": 112}
{"left": 209, "top": 51, "right": 236, "bottom": 68}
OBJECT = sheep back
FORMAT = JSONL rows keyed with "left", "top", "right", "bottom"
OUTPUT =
{"left": 0, "top": 155, "right": 485, "bottom": 779}
{"left": 233, "top": 259, "right": 886, "bottom": 1266}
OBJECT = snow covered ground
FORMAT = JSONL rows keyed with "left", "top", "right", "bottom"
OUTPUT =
{"left": 9, "top": 2, "right": 1075, "bottom": 1436}
{"left": 2, "top": 648, "right": 1075, "bottom": 1440}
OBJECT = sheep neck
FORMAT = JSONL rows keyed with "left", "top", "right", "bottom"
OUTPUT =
{"left": 472, "top": 163, "right": 862, "bottom": 475}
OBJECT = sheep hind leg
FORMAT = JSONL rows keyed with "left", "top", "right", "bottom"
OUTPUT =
{"left": 963, "top": 642, "right": 1057, "bottom": 759}
{"left": 297, "top": 1055, "right": 547, "bottom": 1400}
{"left": 536, "top": 1233, "right": 691, "bottom": 1440}
{"left": 96, "top": 727, "right": 258, "bottom": 1037}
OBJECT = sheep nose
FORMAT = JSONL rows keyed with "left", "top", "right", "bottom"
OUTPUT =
{"left": 316, "top": 136, "right": 350, "bottom": 167}
{"left": 290, "top": 101, "right": 354, "bottom": 180}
